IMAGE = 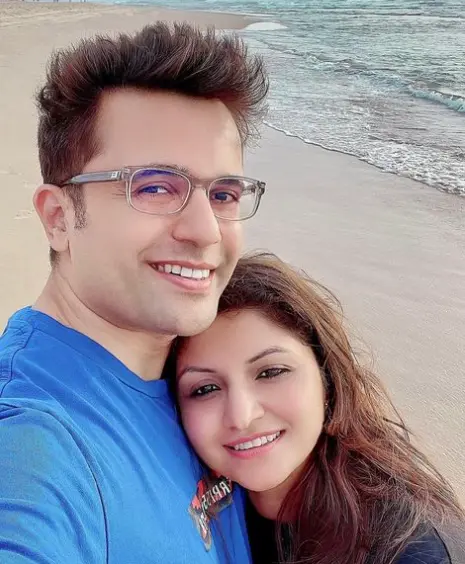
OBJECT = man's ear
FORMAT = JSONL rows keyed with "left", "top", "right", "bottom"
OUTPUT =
{"left": 33, "top": 184, "right": 71, "bottom": 253}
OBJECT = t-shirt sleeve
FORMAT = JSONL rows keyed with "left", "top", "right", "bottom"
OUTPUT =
{"left": 395, "top": 528, "right": 451, "bottom": 564}
{"left": 0, "top": 405, "right": 106, "bottom": 563}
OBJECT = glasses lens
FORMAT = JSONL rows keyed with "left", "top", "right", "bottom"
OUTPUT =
{"left": 209, "top": 178, "right": 258, "bottom": 220}
{"left": 129, "top": 168, "right": 189, "bottom": 214}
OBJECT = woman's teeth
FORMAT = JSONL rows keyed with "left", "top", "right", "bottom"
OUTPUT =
{"left": 232, "top": 431, "right": 281, "bottom": 451}
{"left": 156, "top": 264, "right": 210, "bottom": 280}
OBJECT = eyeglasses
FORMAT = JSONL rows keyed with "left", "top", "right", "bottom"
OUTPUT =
{"left": 63, "top": 166, "right": 266, "bottom": 221}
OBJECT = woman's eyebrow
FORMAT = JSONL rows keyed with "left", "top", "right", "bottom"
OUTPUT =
{"left": 177, "top": 365, "right": 216, "bottom": 379}
{"left": 178, "top": 347, "right": 290, "bottom": 379}
{"left": 247, "top": 346, "right": 289, "bottom": 364}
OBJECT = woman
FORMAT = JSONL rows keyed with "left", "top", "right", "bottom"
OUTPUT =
{"left": 174, "top": 252, "right": 464, "bottom": 564}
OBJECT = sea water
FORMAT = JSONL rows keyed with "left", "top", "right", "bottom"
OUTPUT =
{"left": 103, "top": 0, "right": 465, "bottom": 195}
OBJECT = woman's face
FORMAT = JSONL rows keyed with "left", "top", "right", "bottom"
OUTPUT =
{"left": 177, "top": 309, "right": 326, "bottom": 493}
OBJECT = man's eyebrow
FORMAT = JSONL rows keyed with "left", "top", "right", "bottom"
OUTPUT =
{"left": 146, "top": 163, "right": 191, "bottom": 175}
{"left": 178, "top": 366, "right": 216, "bottom": 379}
{"left": 145, "top": 163, "right": 237, "bottom": 180}
{"left": 247, "top": 347, "right": 289, "bottom": 364}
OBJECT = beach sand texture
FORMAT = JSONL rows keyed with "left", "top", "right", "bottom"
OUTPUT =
{"left": 1, "top": 3, "right": 464, "bottom": 501}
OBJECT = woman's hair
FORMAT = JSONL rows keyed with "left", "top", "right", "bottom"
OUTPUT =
{"left": 215, "top": 251, "right": 463, "bottom": 564}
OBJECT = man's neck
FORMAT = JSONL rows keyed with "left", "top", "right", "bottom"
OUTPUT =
{"left": 34, "top": 272, "right": 173, "bottom": 381}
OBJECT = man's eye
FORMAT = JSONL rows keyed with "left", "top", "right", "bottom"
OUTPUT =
{"left": 137, "top": 184, "right": 169, "bottom": 195}
{"left": 210, "top": 191, "right": 237, "bottom": 203}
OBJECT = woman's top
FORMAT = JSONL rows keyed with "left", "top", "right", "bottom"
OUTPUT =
{"left": 246, "top": 498, "right": 463, "bottom": 564}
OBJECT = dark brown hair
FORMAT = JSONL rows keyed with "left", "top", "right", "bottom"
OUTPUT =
{"left": 215, "top": 252, "right": 463, "bottom": 564}
{"left": 36, "top": 22, "right": 268, "bottom": 262}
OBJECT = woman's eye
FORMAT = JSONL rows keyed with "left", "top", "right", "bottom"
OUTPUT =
{"left": 257, "top": 367, "right": 289, "bottom": 380}
{"left": 190, "top": 383, "right": 220, "bottom": 398}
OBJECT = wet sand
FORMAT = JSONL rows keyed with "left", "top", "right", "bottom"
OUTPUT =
{"left": 0, "top": 2, "right": 464, "bottom": 502}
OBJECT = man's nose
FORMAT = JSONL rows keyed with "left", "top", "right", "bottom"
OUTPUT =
{"left": 172, "top": 188, "right": 221, "bottom": 248}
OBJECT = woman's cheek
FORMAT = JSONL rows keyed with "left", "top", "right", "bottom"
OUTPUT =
{"left": 182, "top": 401, "right": 222, "bottom": 463}
{"left": 182, "top": 402, "right": 212, "bottom": 445}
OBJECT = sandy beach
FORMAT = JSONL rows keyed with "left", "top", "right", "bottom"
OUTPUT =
{"left": 0, "top": 1, "right": 464, "bottom": 503}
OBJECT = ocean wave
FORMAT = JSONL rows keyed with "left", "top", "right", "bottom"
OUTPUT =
{"left": 255, "top": 44, "right": 399, "bottom": 81}
{"left": 181, "top": 0, "right": 465, "bottom": 197}
{"left": 263, "top": 120, "right": 356, "bottom": 155}
{"left": 408, "top": 87, "right": 465, "bottom": 113}
{"left": 308, "top": 8, "right": 465, "bottom": 19}
{"left": 257, "top": 41, "right": 465, "bottom": 118}
{"left": 263, "top": 121, "right": 465, "bottom": 196}
{"left": 243, "top": 21, "right": 288, "bottom": 31}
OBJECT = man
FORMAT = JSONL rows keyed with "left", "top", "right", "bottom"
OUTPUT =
{"left": 0, "top": 22, "right": 268, "bottom": 562}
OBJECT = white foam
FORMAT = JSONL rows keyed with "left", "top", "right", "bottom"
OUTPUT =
{"left": 243, "top": 21, "right": 287, "bottom": 31}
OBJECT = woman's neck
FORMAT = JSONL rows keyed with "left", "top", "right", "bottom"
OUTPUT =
{"left": 249, "top": 488, "right": 284, "bottom": 520}
{"left": 248, "top": 463, "right": 306, "bottom": 520}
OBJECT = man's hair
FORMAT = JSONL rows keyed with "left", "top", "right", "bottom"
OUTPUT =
{"left": 36, "top": 22, "right": 269, "bottom": 263}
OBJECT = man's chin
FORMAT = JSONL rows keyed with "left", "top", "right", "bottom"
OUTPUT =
{"left": 175, "top": 307, "right": 219, "bottom": 338}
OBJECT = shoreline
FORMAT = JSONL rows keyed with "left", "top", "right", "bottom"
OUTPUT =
{"left": 0, "top": 2, "right": 262, "bottom": 29}
{"left": 263, "top": 121, "right": 465, "bottom": 200}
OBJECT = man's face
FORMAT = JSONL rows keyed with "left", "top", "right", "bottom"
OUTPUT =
{"left": 60, "top": 89, "right": 244, "bottom": 337}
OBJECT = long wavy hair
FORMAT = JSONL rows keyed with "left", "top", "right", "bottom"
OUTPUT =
{"left": 214, "top": 251, "right": 463, "bottom": 564}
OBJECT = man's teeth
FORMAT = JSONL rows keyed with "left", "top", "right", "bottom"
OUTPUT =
{"left": 157, "top": 264, "right": 210, "bottom": 280}
{"left": 233, "top": 432, "right": 281, "bottom": 451}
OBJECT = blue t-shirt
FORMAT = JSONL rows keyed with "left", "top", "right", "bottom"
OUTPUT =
{"left": 0, "top": 307, "right": 251, "bottom": 563}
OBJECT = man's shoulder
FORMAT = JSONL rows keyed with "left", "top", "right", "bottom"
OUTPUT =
{"left": 1, "top": 308, "right": 65, "bottom": 401}
{"left": 0, "top": 401, "right": 96, "bottom": 481}
{"left": 0, "top": 307, "right": 48, "bottom": 397}
{"left": 0, "top": 306, "right": 60, "bottom": 362}
{"left": 0, "top": 307, "right": 35, "bottom": 356}
{"left": 0, "top": 306, "right": 102, "bottom": 405}
{"left": 0, "top": 309, "right": 105, "bottom": 469}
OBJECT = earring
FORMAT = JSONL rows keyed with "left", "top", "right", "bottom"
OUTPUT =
{"left": 324, "top": 400, "right": 331, "bottom": 427}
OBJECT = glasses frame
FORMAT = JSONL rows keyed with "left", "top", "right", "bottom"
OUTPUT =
{"left": 63, "top": 165, "right": 266, "bottom": 221}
